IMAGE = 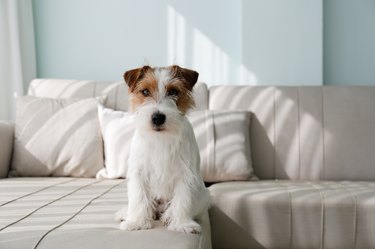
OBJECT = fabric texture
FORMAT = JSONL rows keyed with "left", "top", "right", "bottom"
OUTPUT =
{"left": 209, "top": 180, "right": 375, "bottom": 249}
{"left": 209, "top": 86, "right": 375, "bottom": 181}
{"left": 96, "top": 104, "right": 135, "bottom": 179}
{"left": 322, "top": 87, "right": 375, "bottom": 180}
{"left": 10, "top": 96, "right": 104, "bottom": 177}
{"left": 0, "top": 177, "right": 211, "bottom": 249}
{"left": 0, "top": 121, "right": 14, "bottom": 178}
{"left": 188, "top": 110, "right": 256, "bottom": 182}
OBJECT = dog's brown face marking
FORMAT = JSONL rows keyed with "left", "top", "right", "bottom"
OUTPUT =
{"left": 125, "top": 67, "right": 159, "bottom": 111}
{"left": 165, "top": 80, "right": 194, "bottom": 114}
{"left": 124, "top": 65, "right": 199, "bottom": 114}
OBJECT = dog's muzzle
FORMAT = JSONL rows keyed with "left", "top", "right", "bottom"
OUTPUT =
{"left": 151, "top": 112, "right": 166, "bottom": 129}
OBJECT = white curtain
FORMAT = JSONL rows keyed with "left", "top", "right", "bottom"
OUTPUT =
{"left": 0, "top": 0, "right": 36, "bottom": 120}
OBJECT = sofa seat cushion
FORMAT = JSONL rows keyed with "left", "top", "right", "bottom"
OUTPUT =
{"left": 0, "top": 178, "right": 211, "bottom": 249}
{"left": 209, "top": 180, "right": 375, "bottom": 249}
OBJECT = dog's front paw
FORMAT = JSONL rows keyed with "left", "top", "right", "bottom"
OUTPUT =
{"left": 120, "top": 219, "right": 152, "bottom": 231}
{"left": 160, "top": 212, "right": 172, "bottom": 226}
{"left": 115, "top": 207, "right": 128, "bottom": 223}
{"left": 168, "top": 220, "right": 201, "bottom": 234}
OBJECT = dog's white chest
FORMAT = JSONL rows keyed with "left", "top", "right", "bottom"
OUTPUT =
{"left": 146, "top": 137, "right": 185, "bottom": 199}
{"left": 128, "top": 120, "right": 198, "bottom": 200}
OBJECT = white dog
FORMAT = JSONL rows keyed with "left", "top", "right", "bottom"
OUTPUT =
{"left": 115, "top": 65, "right": 210, "bottom": 234}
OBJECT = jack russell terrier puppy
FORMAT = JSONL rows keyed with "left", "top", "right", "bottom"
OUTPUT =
{"left": 115, "top": 65, "right": 210, "bottom": 234}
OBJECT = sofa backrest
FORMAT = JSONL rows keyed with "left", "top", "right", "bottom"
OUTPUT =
{"left": 28, "top": 79, "right": 209, "bottom": 111}
{"left": 28, "top": 79, "right": 375, "bottom": 181}
{"left": 210, "top": 86, "right": 375, "bottom": 181}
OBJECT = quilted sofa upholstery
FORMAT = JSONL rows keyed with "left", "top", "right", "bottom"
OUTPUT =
{"left": 209, "top": 86, "right": 375, "bottom": 249}
{"left": 0, "top": 178, "right": 211, "bottom": 249}
{"left": 0, "top": 79, "right": 375, "bottom": 249}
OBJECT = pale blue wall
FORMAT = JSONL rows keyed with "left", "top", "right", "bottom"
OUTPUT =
{"left": 32, "top": 0, "right": 242, "bottom": 84}
{"left": 32, "top": 0, "right": 323, "bottom": 85}
{"left": 324, "top": 0, "right": 375, "bottom": 85}
{"left": 33, "top": 0, "right": 168, "bottom": 82}
{"left": 242, "top": 0, "right": 322, "bottom": 85}
{"left": 34, "top": 0, "right": 375, "bottom": 86}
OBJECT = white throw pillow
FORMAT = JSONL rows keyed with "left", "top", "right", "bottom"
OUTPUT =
{"left": 188, "top": 110, "right": 257, "bottom": 182}
{"left": 10, "top": 96, "right": 104, "bottom": 177}
{"left": 96, "top": 104, "right": 135, "bottom": 179}
{"left": 97, "top": 105, "right": 257, "bottom": 182}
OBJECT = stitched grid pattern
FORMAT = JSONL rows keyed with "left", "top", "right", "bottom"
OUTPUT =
{"left": 210, "top": 180, "right": 375, "bottom": 249}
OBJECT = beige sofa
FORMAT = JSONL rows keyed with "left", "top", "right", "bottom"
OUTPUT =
{"left": 1, "top": 79, "right": 375, "bottom": 249}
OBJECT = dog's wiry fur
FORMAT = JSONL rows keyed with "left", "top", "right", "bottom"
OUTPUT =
{"left": 115, "top": 65, "right": 210, "bottom": 234}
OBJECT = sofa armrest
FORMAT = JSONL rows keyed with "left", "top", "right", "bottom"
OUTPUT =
{"left": 0, "top": 121, "right": 14, "bottom": 178}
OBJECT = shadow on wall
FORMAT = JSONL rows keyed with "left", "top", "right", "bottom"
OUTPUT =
{"left": 166, "top": 3, "right": 257, "bottom": 85}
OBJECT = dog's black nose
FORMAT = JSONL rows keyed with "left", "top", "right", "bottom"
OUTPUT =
{"left": 151, "top": 112, "right": 166, "bottom": 126}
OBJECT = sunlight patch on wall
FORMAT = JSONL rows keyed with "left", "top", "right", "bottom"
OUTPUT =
{"left": 167, "top": 5, "right": 257, "bottom": 85}
{"left": 167, "top": 5, "right": 186, "bottom": 65}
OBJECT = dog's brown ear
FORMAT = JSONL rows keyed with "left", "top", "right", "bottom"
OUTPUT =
{"left": 124, "top": 66, "right": 151, "bottom": 90}
{"left": 172, "top": 65, "right": 199, "bottom": 91}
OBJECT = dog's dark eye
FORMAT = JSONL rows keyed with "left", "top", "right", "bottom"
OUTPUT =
{"left": 141, "top": 89, "right": 150, "bottom": 97}
{"left": 167, "top": 88, "right": 179, "bottom": 97}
